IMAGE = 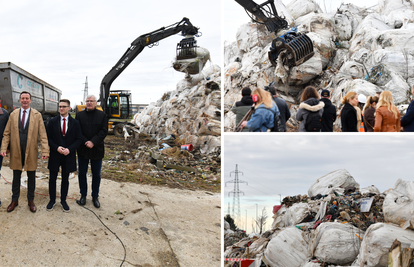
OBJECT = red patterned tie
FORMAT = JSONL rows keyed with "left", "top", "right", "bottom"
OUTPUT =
{"left": 22, "top": 110, "right": 26, "bottom": 129}
{"left": 62, "top": 118, "right": 66, "bottom": 137}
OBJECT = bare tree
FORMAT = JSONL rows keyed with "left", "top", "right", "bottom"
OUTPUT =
{"left": 254, "top": 207, "right": 268, "bottom": 234}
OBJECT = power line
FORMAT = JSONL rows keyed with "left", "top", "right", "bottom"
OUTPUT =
{"left": 226, "top": 164, "right": 247, "bottom": 226}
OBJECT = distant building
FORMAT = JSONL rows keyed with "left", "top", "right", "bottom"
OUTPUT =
{"left": 130, "top": 104, "right": 148, "bottom": 116}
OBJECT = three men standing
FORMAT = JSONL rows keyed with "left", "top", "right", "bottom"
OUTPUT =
{"left": 46, "top": 99, "right": 82, "bottom": 212}
{"left": 0, "top": 91, "right": 49, "bottom": 212}
{"left": 75, "top": 95, "right": 108, "bottom": 209}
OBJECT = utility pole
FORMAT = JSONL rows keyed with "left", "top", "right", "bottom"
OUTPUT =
{"left": 82, "top": 76, "right": 88, "bottom": 105}
{"left": 226, "top": 164, "right": 247, "bottom": 228}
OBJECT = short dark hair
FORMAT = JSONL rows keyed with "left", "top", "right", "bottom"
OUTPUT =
{"left": 266, "top": 86, "right": 277, "bottom": 96}
{"left": 20, "top": 91, "right": 31, "bottom": 99}
{"left": 241, "top": 87, "right": 251, "bottom": 96}
{"left": 60, "top": 99, "right": 70, "bottom": 106}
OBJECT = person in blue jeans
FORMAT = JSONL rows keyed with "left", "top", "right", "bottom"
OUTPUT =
{"left": 75, "top": 95, "right": 108, "bottom": 208}
{"left": 0, "top": 94, "right": 10, "bottom": 207}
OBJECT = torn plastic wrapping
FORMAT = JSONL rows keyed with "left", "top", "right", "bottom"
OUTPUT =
{"left": 383, "top": 179, "right": 414, "bottom": 229}
{"left": 272, "top": 202, "right": 311, "bottom": 229}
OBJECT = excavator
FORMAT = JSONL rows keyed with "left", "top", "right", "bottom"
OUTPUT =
{"left": 235, "top": 0, "right": 314, "bottom": 67}
{"left": 82, "top": 17, "right": 201, "bottom": 137}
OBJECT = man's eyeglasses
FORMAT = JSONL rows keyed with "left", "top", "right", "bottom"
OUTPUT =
{"left": 59, "top": 106, "right": 69, "bottom": 108}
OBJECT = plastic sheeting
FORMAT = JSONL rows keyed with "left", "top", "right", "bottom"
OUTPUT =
{"left": 383, "top": 179, "right": 414, "bottom": 229}
{"left": 272, "top": 202, "right": 311, "bottom": 229}
{"left": 357, "top": 223, "right": 414, "bottom": 267}
{"left": 308, "top": 169, "right": 360, "bottom": 197}
{"left": 263, "top": 227, "right": 311, "bottom": 267}
{"left": 311, "top": 222, "right": 363, "bottom": 265}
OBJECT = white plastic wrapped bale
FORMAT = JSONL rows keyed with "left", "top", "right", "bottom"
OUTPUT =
{"left": 263, "top": 227, "right": 311, "bottom": 267}
{"left": 235, "top": 22, "right": 274, "bottom": 53}
{"left": 271, "top": 202, "right": 310, "bottom": 229}
{"left": 288, "top": 53, "right": 323, "bottom": 86}
{"left": 379, "top": 0, "right": 414, "bottom": 28}
{"left": 287, "top": 0, "right": 322, "bottom": 20}
{"left": 310, "top": 222, "right": 363, "bottom": 265}
{"left": 360, "top": 185, "right": 381, "bottom": 195}
{"left": 306, "top": 32, "right": 335, "bottom": 70}
{"left": 383, "top": 179, "right": 414, "bottom": 229}
{"left": 357, "top": 223, "right": 414, "bottom": 267}
{"left": 173, "top": 46, "right": 210, "bottom": 75}
{"left": 308, "top": 169, "right": 360, "bottom": 197}
{"left": 349, "top": 13, "right": 392, "bottom": 54}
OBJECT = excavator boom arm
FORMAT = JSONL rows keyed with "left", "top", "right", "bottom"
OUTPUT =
{"left": 234, "top": 0, "right": 288, "bottom": 32}
{"left": 99, "top": 17, "right": 198, "bottom": 115}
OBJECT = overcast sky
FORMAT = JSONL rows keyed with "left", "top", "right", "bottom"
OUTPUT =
{"left": 223, "top": 0, "right": 379, "bottom": 43}
{"left": 223, "top": 134, "right": 414, "bottom": 233}
{"left": 0, "top": 0, "right": 221, "bottom": 106}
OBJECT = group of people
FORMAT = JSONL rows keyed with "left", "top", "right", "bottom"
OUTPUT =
{"left": 232, "top": 86, "right": 291, "bottom": 132}
{"left": 0, "top": 91, "right": 108, "bottom": 213}
{"left": 232, "top": 84, "right": 414, "bottom": 132}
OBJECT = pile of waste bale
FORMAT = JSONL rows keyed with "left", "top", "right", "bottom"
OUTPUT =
{"left": 132, "top": 57, "right": 221, "bottom": 154}
{"left": 224, "top": 169, "right": 414, "bottom": 266}
{"left": 224, "top": 0, "right": 414, "bottom": 131}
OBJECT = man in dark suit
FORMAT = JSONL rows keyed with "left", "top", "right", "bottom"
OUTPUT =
{"left": 46, "top": 99, "right": 82, "bottom": 212}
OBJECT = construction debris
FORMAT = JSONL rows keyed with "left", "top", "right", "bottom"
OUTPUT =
{"left": 223, "top": 169, "right": 414, "bottom": 266}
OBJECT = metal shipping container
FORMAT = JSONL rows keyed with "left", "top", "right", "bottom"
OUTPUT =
{"left": 0, "top": 62, "right": 61, "bottom": 119}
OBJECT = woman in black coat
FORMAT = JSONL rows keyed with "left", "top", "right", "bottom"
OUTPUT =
{"left": 340, "top": 91, "right": 359, "bottom": 132}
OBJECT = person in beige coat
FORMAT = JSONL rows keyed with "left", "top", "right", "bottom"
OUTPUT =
{"left": 0, "top": 91, "right": 49, "bottom": 212}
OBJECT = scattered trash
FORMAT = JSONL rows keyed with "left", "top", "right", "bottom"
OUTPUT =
{"left": 224, "top": 169, "right": 414, "bottom": 266}
{"left": 181, "top": 144, "right": 193, "bottom": 152}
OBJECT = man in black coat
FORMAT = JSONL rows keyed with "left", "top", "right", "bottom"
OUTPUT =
{"left": 319, "top": 89, "right": 337, "bottom": 132}
{"left": 75, "top": 95, "right": 108, "bottom": 208}
{"left": 267, "top": 86, "right": 291, "bottom": 132}
{"left": 46, "top": 99, "right": 82, "bottom": 212}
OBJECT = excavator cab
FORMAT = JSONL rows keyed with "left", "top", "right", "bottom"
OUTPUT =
{"left": 176, "top": 37, "right": 198, "bottom": 60}
{"left": 108, "top": 90, "right": 131, "bottom": 119}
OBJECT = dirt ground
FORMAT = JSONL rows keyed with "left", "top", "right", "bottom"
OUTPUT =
{"left": 0, "top": 135, "right": 221, "bottom": 267}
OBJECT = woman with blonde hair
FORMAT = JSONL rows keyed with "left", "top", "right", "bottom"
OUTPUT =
{"left": 241, "top": 88, "right": 277, "bottom": 132}
{"left": 363, "top": 96, "right": 379, "bottom": 132}
{"left": 340, "top": 91, "right": 359, "bottom": 132}
{"left": 295, "top": 86, "right": 324, "bottom": 132}
{"left": 374, "top": 91, "right": 401, "bottom": 132}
